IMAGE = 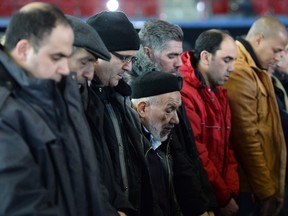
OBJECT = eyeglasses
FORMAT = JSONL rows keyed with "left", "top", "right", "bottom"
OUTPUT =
{"left": 112, "top": 52, "right": 138, "bottom": 64}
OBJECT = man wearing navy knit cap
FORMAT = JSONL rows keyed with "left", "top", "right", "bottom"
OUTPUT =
{"left": 85, "top": 11, "right": 155, "bottom": 216}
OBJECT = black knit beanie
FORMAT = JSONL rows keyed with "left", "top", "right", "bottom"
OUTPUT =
{"left": 87, "top": 11, "right": 140, "bottom": 52}
{"left": 131, "top": 71, "right": 182, "bottom": 99}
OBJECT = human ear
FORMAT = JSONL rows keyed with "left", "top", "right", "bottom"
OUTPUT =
{"left": 136, "top": 101, "right": 149, "bottom": 118}
{"left": 14, "top": 39, "right": 31, "bottom": 62}
{"left": 143, "top": 47, "right": 154, "bottom": 60}
{"left": 255, "top": 33, "right": 264, "bottom": 46}
{"left": 200, "top": 50, "right": 211, "bottom": 65}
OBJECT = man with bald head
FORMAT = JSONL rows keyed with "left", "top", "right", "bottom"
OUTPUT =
{"left": 224, "top": 16, "right": 288, "bottom": 215}
{"left": 0, "top": 3, "right": 105, "bottom": 215}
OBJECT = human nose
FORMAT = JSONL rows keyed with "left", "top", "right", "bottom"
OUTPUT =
{"left": 228, "top": 62, "right": 235, "bottom": 73}
{"left": 170, "top": 111, "right": 179, "bottom": 125}
{"left": 175, "top": 56, "right": 183, "bottom": 67}
{"left": 58, "top": 58, "right": 70, "bottom": 75}
{"left": 83, "top": 63, "right": 94, "bottom": 81}
{"left": 275, "top": 51, "right": 284, "bottom": 62}
{"left": 122, "top": 61, "right": 133, "bottom": 72}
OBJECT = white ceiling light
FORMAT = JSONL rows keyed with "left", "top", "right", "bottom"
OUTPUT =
{"left": 106, "top": 0, "right": 119, "bottom": 11}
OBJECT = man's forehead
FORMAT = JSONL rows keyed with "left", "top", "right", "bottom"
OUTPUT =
{"left": 217, "top": 40, "right": 236, "bottom": 54}
{"left": 216, "top": 49, "right": 236, "bottom": 59}
{"left": 163, "top": 40, "right": 183, "bottom": 52}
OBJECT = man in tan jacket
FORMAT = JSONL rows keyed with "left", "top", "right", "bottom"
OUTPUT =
{"left": 224, "top": 16, "right": 287, "bottom": 216}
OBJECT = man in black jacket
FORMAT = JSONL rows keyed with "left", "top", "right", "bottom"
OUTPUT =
{"left": 66, "top": 15, "right": 136, "bottom": 216}
{"left": 85, "top": 11, "right": 154, "bottom": 216}
{"left": 0, "top": 2, "right": 105, "bottom": 215}
{"left": 126, "top": 19, "right": 218, "bottom": 216}
{"left": 131, "top": 71, "right": 183, "bottom": 216}
{"left": 269, "top": 51, "right": 288, "bottom": 216}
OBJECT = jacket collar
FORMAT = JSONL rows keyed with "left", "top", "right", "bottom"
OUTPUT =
{"left": 180, "top": 51, "right": 218, "bottom": 92}
{"left": 194, "top": 69, "right": 218, "bottom": 92}
{"left": 90, "top": 75, "right": 132, "bottom": 100}
{"left": 0, "top": 47, "right": 80, "bottom": 110}
{"left": 0, "top": 47, "right": 56, "bottom": 100}
{"left": 180, "top": 51, "right": 201, "bottom": 88}
{"left": 274, "top": 70, "right": 288, "bottom": 82}
{"left": 237, "top": 37, "right": 263, "bottom": 70}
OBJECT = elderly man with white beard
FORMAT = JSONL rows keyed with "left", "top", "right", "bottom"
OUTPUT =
{"left": 131, "top": 70, "right": 183, "bottom": 216}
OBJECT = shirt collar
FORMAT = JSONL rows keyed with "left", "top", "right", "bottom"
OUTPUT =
{"left": 143, "top": 126, "right": 162, "bottom": 150}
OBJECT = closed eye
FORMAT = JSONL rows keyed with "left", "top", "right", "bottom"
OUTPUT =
{"left": 168, "top": 53, "right": 181, "bottom": 59}
{"left": 51, "top": 53, "right": 68, "bottom": 62}
{"left": 81, "top": 57, "right": 96, "bottom": 65}
{"left": 223, "top": 56, "right": 234, "bottom": 63}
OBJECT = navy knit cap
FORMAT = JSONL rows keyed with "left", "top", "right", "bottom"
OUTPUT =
{"left": 65, "top": 15, "right": 111, "bottom": 61}
{"left": 86, "top": 11, "right": 140, "bottom": 52}
{"left": 131, "top": 71, "right": 182, "bottom": 99}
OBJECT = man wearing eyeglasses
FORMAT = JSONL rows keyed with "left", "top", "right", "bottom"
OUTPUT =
{"left": 66, "top": 14, "right": 136, "bottom": 216}
{"left": 87, "top": 11, "right": 138, "bottom": 88}
{"left": 85, "top": 11, "right": 156, "bottom": 216}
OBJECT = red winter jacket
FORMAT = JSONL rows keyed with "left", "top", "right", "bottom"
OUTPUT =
{"left": 179, "top": 51, "right": 239, "bottom": 207}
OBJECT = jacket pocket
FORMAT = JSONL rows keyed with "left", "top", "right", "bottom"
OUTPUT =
{"left": 257, "top": 87, "right": 271, "bottom": 125}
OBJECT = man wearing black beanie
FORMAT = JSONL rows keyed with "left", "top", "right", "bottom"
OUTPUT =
{"left": 84, "top": 11, "right": 155, "bottom": 216}
{"left": 87, "top": 11, "right": 140, "bottom": 53}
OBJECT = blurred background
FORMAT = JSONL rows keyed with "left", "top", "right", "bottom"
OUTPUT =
{"left": 1, "top": 0, "right": 288, "bottom": 49}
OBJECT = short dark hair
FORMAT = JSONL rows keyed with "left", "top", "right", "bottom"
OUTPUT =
{"left": 193, "top": 29, "right": 232, "bottom": 67}
{"left": 5, "top": 3, "right": 71, "bottom": 52}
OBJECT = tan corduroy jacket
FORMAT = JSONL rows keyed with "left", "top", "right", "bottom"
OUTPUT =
{"left": 224, "top": 40, "right": 286, "bottom": 202}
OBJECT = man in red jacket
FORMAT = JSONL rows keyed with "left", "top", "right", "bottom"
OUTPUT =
{"left": 179, "top": 29, "right": 239, "bottom": 216}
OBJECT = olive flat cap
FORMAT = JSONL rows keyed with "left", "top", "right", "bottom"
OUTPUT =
{"left": 65, "top": 15, "right": 111, "bottom": 61}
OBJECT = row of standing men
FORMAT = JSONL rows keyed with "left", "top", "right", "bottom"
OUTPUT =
{"left": 0, "top": 2, "right": 287, "bottom": 216}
